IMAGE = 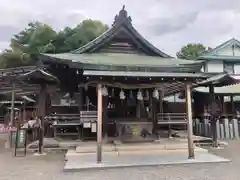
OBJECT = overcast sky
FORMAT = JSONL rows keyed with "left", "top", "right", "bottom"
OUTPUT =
{"left": 1, "top": 0, "right": 240, "bottom": 56}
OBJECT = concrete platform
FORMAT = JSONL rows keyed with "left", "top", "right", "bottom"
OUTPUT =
{"left": 64, "top": 151, "right": 230, "bottom": 171}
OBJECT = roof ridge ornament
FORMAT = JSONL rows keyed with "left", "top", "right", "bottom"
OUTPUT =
{"left": 113, "top": 5, "right": 132, "bottom": 26}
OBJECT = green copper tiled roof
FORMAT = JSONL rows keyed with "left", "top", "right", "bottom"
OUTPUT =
{"left": 196, "top": 73, "right": 238, "bottom": 87}
{"left": 71, "top": 6, "right": 172, "bottom": 57}
{"left": 43, "top": 53, "right": 203, "bottom": 68}
{"left": 198, "top": 38, "right": 240, "bottom": 61}
{"left": 198, "top": 55, "right": 240, "bottom": 61}
{"left": 18, "top": 68, "right": 60, "bottom": 85}
{"left": 195, "top": 83, "right": 240, "bottom": 94}
{"left": 83, "top": 70, "right": 206, "bottom": 78}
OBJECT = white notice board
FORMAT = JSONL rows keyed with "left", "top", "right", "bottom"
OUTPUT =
{"left": 91, "top": 122, "right": 97, "bottom": 133}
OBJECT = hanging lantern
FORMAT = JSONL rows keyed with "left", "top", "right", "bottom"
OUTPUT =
{"left": 153, "top": 88, "right": 159, "bottom": 99}
{"left": 119, "top": 89, "right": 126, "bottom": 100}
{"left": 102, "top": 86, "right": 108, "bottom": 96}
{"left": 137, "top": 89, "right": 143, "bottom": 100}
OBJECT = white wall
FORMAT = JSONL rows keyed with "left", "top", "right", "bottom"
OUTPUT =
{"left": 233, "top": 48, "right": 240, "bottom": 56}
{"left": 234, "top": 64, "right": 240, "bottom": 74}
{"left": 205, "top": 61, "right": 224, "bottom": 73}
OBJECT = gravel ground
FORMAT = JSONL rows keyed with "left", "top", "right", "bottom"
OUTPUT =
{"left": 0, "top": 140, "right": 240, "bottom": 180}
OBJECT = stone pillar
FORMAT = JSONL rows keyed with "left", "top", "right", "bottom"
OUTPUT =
{"left": 229, "top": 122, "right": 234, "bottom": 139}
{"left": 216, "top": 120, "right": 221, "bottom": 139}
{"left": 223, "top": 118, "right": 230, "bottom": 139}
{"left": 97, "top": 84, "right": 103, "bottom": 163}
{"left": 232, "top": 118, "right": 239, "bottom": 139}
{"left": 185, "top": 84, "right": 194, "bottom": 159}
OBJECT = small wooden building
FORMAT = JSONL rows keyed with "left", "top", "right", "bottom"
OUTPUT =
{"left": 39, "top": 6, "right": 230, "bottom": 143}
{"left": 0, "top": 8, "right": 237, "bottom": 154}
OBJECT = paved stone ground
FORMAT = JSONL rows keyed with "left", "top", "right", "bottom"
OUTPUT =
{"left": 0, "top": 140, "right": 240, "bottom": 180}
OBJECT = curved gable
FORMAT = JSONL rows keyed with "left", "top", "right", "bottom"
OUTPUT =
{"left": 71, "top": 6, "right": 171, "bottom": 57}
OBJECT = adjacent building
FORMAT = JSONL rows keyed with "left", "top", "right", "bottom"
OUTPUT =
{"left": 198, "top": 38, "right": 240, "bottom": 75}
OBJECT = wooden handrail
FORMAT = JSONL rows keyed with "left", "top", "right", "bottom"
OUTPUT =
{"left": 157, "top": 113, "right": 187, "bottom": 124}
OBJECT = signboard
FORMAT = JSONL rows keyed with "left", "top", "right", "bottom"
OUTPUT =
{"left": 10, "top": 129, "right": 26, "bottom": 148}
{"left": 91, "top": 123, "right": 97, "bottom": 133}
{"left": 83, "top": 122, "right": 91, "bottom": 128}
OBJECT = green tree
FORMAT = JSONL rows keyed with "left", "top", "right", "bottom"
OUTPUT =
{"left": 52, "top": 20, "right": 108, "bottom": 53}
{"left": 1, "top": 19, "right": 108, "bottom": 68}
{"left": 10, "top": 21, "right": 58, "bottom": 54}
{"left": 176, "top": 43, "right": 211, "bottom": 60}
{"left": 0, "top": 52, "right": 32, "bottom": 68}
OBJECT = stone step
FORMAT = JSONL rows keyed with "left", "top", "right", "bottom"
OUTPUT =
{"left": 117, "top": 147, "right": 207, "bottom": 155}
{"left": 75, "top": 142, "right": 192, "bottom": 153}
{"left": 74, "top": 142, "right": 207, "bottom": 154}
{"left": 76, "top": 144, "right": 115, "bottom": 153}
{"left": 115, "top": 143, "right": 189, "bottom": 151}
{"left": 66, "top": 147, "right": 207, "bottom": 160}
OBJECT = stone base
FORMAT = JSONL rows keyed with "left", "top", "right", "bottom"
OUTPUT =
{"left": 64, "top": 151, "right": 230, "bottom": 171}
{"left": 33, "top": 152, "right": 46, "bottom": 156}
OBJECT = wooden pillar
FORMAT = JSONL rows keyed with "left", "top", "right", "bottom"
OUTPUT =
{"left": 209, "top": 85, "right": 218, "bottom": 148}
{"left": 23, "top": 100, "right": 26, "bottom": 121}
{"left": 159, "top": 90, "right": 164, "bottom": 113}
{"left": 102, "top": 95, "right": 108, "bottom": 138}
{"left": 37, "top": 84, "right": 47, "bottom": 154}
{"left": 10, "top": 83, "right": 15, "bottom": 126}
{"left": 136, "top": 100, "right": 141, "bottom": 118}
{"left": 230, "top": 95, "right": 235, "bottom": 114}
{"left": 221, "top": 96, "right": 226, "bottom": 115}
{"left": 84, "top": 85, "right": 90, "bottom": 111}
{"left": 97, "top": 84, "right": 103, "bottom": 163}
{"left": 150, "top": 90, "right": 157, "bottom": 134}
{"left": 185, "top": 84, "right": 195, "bottom": 159}
{"left": 152, "top": 98, "right": 157, "bottom": 134}
{"left": 78, "top": 87, "right": 84, "bottom": 111}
